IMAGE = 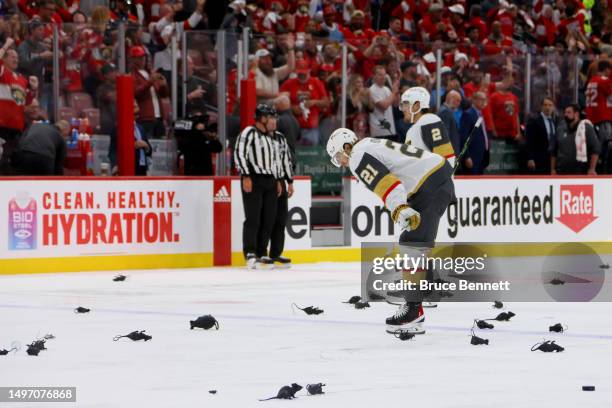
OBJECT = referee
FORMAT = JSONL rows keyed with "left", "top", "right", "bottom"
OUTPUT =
{"left": 269, "top": 121, "right": 295, "bottom": 268}
{"left": 234, "top": 104, "right": 282, "bottom": 269}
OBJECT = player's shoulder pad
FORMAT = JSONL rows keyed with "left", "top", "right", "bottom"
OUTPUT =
{"left": 419, "top": 113, "right": 443, "bottom": 125}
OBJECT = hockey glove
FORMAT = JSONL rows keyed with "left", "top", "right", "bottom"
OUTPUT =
{"left": 391, "top": 204, "right": 421, "bottom": 232}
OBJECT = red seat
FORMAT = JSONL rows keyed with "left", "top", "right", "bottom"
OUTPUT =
{"left": 68, "top": 92, "right": 94, "bottom": 114}
{"left": 82, "top": 108, "right": 101, "bottom": 132}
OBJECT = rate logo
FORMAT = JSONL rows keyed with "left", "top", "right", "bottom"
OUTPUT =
{"left": 556, "top": 185, "right": 597, "bottom": 233}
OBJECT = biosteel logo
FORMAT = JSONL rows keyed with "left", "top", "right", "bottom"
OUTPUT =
{"left": 556, "top": 184, "right": 597, "bottom": 233}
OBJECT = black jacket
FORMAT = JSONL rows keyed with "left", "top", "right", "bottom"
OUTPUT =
{"left": 18, "top": 123, "right": 67, "bottom": 175}
{"left": 525, "top": 113, "right": 556, "bottom": 174}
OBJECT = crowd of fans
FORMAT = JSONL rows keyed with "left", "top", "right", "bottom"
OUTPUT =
{"left": 0, "top": 0, "right": 610, "bottom": 178}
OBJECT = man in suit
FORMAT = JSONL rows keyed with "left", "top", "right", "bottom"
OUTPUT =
{"left": 525, "top": 97, "right": 556, "bottom": 174}
{"left": 108, "top": 101, "right": 152, "bottom": 176}
{"left": 438, "top": 90, "right": 462, "bottom": 154}
{"left": 458, "top": 92, "right": 489, "bottom": 175}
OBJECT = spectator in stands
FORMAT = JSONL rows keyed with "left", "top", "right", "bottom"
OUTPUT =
{"left": 369, "top": 65, "right": 398, "bottom": 140}
{"left": 131, "top": 45, "right": 169, "bottom": 139}
{"left": 535, "top": 4, "right": 556, "bottom": 47}
{"left": 341, "top": 10, "right": 374, "bottom": 48}
{"left": 429, "top": 66, "right": 453, "bottom": 109}
{"left": 453, "top": 52, "right": 470, "bottom": 85}
{"left": 459, "top": 91, "right": 489, "bottom": 175}
{"left": 13, "top": 116, "right": 68, "bottom": 176}
{"left": 419, "top": 2, "right": 449, "bottom": 42}
{"left": 317, "top": 42, "right": 340, "bottom": 74}
{"left": 346, "top": 73, "right": 371, "bottom": 129}
{"left": 274, "top": 94, "right": 298, "bottom": 163}
{"left": 483, "top": 21, "right": 513, "bottom": 56}
{"left": 321, "top": 5, "right": 343, "bottom": 42}
{"left": 525, "top": 97, "right": 557, "bottom": 174}
{"left": 81, "top": 6, "right": 111, "bottom": 98}
{"left": 280, "top": 59, "right": 329, "bottom": 145}
{"left": 0, "top": 37, "right": 28, "bottom": 175}
{"left": 488, "top": 82, "right": 520, "bottom": 141}
{"left": 438, "top": 90, "right": 462, "bottom": 154}
{"left": 254, "top": 35, "right": 295, "bottom": 104}
{"left": 399, "top": 60, "right": 418, "bottom": 89}
{"left": 96, "top": 62, "right": 117, "bottom": 135}
{"left": 17, "top": 19, "right": 52, "bottom": 100}
{"left": 551, "top": 104, "right": 600, "bottom": 175}
{"left": 183, "top": 56, "right": 210, "bottom": 116}
{"left": 585, "top": 60, "right": 611, "bottom": 173}
{"left": 108, "top": 101, "right": 152, "bottom": 176}
{"left": 221, "top": 0, "right": 249, "bottom": 35}
{"left": 152, "top": 0, "right": 205, "bottom": 85}
{"left": 467, "top": 4, "right": 487, "bottom": 41}
{"left": 448, "top": 4, "right": 466, "bottom": 40}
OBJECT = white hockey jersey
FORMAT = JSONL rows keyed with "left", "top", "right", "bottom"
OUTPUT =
{"left": 405, "top": 113, "right": 456, "bottom": 167}
{"left": 349, "top": 138, "right": 445, "bottom": 214}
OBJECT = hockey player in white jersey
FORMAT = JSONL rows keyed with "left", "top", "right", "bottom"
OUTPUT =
{"left": 327, "top": 128, "right": 455, "bottom": 334}
{"left": 401, "top": 86, "right": 457, "bottom": 308}
{"left": 401, "top": 87, "right": 456, "bottom": 168}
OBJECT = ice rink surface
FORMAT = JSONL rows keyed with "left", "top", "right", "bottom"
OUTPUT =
{"left": 1, "top": 263, "right": 611, "bottom": 408}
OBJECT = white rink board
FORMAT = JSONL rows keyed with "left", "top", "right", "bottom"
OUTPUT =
{"left": 348, "top": 177, "right": 612, "bottom": 245}
{"left": 1, "top": 179, "right": 213, "bottom": 259}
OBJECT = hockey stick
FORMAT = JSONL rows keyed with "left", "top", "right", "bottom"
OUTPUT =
{"left": 453, "top": 117, "right": 483, "bottom": 174}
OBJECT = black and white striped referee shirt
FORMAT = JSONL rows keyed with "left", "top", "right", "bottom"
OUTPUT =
{"left": 274, "top": 131, "right": 294, "bottom": 183}
{"left": 234, "top": 126, "right": 278, "bottom": 176}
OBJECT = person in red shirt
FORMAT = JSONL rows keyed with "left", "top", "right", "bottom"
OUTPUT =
{"left": 294, "top": 0, "right": 310, "bottom": 32}
{"left": 448, "top": 4, "right": 466, "bottom": 40}
{"left": 390, "top": 0, "right": 416, "bottom": 38}
{"left": 467, "top": 4, "right": 487, "bottom": 40}
{"left": 585, "top": 60, "right": 612, "bottom": 126}
{"left": 341, "top": 10, "right": 375, "bottom": 48}
{"left": 585, "top": 59, "right": 612, "bottom": 172}
{"left": 461, "top": 25, "right": 482, "bottom": 61}
{"left": 483, "top": 21, "right": 513, "bottom": 56}
{"left": 494, "top": 4, "right": 517, "bottom": 38}
{"left": 280, "top": 59, "right": 329, "bottom": 145}
{"left": 419, "top": 3, "right": 450, "bottom": 42}
{"left": 558, "top": 4, "right": 586, "bottom": 37}
{"left": 534, "top": 4, "right": 556, "bottom": 47}
{"left": 488, "top": 87, "right": 520, "bottom": 141}
{"left": 0, "top": 38, "right": 29, "bottom": 174}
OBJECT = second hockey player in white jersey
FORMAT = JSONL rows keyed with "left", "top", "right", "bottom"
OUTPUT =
{"left": 401, "top": 86, "right": 457, "bottom": 308}
{"left": 401, "top": 87, "right": 456, "bottom": 168}
{"left": 327, "top": 128, "right": 456, "bottom": 335}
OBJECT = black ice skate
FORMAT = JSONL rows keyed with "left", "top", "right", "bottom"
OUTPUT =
{"left": 385, "top": 302, "right": 425, "bottom": 334}
{"left": 256, "top": 256, "right": 275, "bottom": 269}
{"left": 272, "top": 256, "right": 291, "bottom": 269}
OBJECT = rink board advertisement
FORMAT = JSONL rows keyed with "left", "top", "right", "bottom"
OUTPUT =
{"left": 346, "top": 176, "right": 612, "bottom": 245}
{"left": 229, "top": 177, "right": 312, "bottom": 265}
{"left": 1, "top": 179, "right": 214, "bottom": 273}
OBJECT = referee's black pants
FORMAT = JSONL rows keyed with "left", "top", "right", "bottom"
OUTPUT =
{"left": 242, "top": 174, "right": 278, "bottom": 258}
{"left": 269, "top": 182, "right": 288, "bottom": 259}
